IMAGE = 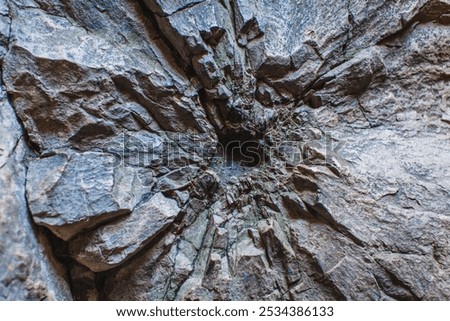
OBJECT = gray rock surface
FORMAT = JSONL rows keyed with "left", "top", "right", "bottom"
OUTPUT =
{"left": 0, "top": 86, "right": 72, "bottom": 300}
{"left": 0, "top": 0, "right": 450, "bottom": 301}
{"left": 69, "top": 192, "right": 181, "bottom": 272}
{"left": 27, "top": 152, "right": 132, "bottom": 240}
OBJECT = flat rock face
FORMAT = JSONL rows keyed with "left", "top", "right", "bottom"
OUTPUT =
{"left": 1, "top": 0, "right": 450, "bottom": 301}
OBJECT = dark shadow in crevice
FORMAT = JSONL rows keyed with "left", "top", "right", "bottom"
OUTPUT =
{"left": 217, "top": 127, "right": 267, "bottom": 168}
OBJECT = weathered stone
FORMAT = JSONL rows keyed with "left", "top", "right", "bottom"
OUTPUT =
{"left": 1, "top": 0, "right": 450, "bottom": 301}
{"left": 156, "top": 165, "right": 200, "bottom": 191}
{"left": 27, "top": 152, "right": 132, "bottom": 240}
{"left": 69, "top": 192, "right": 180, "bottom": 272}
{"left": 3, "top": 3, "right": 215, "bottom": 153}
{"left": 0, "top": 87, "right": 71, "bottom": 300}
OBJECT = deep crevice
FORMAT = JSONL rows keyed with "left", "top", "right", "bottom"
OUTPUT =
{"left": 217, "top": 127, "right": 266, "bottom": 168}
{"left": 137, "top": 0, "right": 197, "bottom": 79}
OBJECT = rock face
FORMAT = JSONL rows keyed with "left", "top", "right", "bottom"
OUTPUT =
{"left": 27, "top": 152, "right": 133, "bottom": 240}
{"left": 0, "top": 0, "right": 450, "bottom": 300}
{"left": 69, "top": 192, "right": 181, "bottom": 272}
{"left": 0, "top": 84, "right": 72, "bottom": 300}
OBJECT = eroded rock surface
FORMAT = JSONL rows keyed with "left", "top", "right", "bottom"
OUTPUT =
{"left": 1, "top": 0, "right": 450, "bottom": 300}
{"left": 27, "top": 152, "right": 134, "bottom": 240}
{"left": 0, "top": 86, "right": 72, "bottom": 300}
{"left": 70, "top": 192, "right": 181, "bottom": 272}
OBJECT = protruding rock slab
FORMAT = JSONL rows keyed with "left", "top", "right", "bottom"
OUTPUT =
{"left": 69, "top": 192, "right": 180, "bottom": 272}
{"left": 0, "top": 86, "right": 72, "bottom": 300}
{"left": 26, "top": 152, "right": 131, "bottom": 240}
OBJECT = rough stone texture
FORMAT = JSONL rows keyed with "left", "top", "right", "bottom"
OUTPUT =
{"left": 1, "top": 0, "right": 450, "bottom": 301}
{"left": 69, "top": 192, "right": 181, "bottom": 272}
{"left": 0, "top": 86, "right": 72, "bottom": 300}
{"left": 27, "top": 152, "right": 134, "bottom": 240}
